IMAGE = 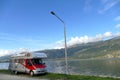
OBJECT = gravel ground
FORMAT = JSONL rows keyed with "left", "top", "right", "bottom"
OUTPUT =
{"left": 0, "top": 73, "right": 49, "bottom": 80}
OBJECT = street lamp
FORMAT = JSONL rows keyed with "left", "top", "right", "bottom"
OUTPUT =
{"left": 50, "top": 11, "right": 68, "bottom": 74}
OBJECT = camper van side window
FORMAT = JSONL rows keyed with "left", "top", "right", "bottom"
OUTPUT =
{"left": 18, "top": 59, "right": 23, "bottom": 64}
{"left": 15, "top": 59, "right": 17, "bottom": 63}
{"left": 20, "top": 59, "right": 24, "bottom": 64}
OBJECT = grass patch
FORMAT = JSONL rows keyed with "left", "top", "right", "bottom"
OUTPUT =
{"left": 42, "top": 73, "right": 120, "bottom": 80}
{"left": 0, "top": 69, "right": 11, "bottom": 74}
{"left": 0, "top": 69, "right": 120, "bottom": 80}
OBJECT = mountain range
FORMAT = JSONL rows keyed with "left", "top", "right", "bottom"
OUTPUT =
{"left": 37, "top": 36, "right": 120, "bottom": 59}
{"left": 1, "top": 36, "right": 120, "bottom": 61}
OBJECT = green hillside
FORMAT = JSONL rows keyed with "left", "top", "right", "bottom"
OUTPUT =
{"left": 35, "top": 41, "right": 102, "bottom": 59}
{"left": 73, "top": 37, "right": 120, "bottom": 59}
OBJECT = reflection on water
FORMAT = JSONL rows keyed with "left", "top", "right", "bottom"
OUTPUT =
{"left": 45, "top": 59, "right": 120, "bottom": 77}
{"left": 68, "top": 59, "right": 120, "bottom": 77}
{"left": 1, "top": 59, "right": 120, "bottom": 77}
{"left": 46, "top": 60, "right": 65, "bottom": 74}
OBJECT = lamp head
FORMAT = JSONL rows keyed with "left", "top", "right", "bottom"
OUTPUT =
{"left": 50, "top": 11, "right": 55, "bottom": 15}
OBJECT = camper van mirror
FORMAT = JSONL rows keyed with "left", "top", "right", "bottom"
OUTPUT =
{"left": 28, "top": 63, "right": 32, "bottom": 66}
{"left": 28, "top": 62, "right": 32, "bottom": 66}
{"left": 27, "top": 60, "right": 32, "bottom": 66}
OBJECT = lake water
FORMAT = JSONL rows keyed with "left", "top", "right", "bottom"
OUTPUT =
{"left": 1, "top": 59, "right": 120, "bottom": 78}
{"left": 0, "top": 62, "right": 9, "bottom": 69}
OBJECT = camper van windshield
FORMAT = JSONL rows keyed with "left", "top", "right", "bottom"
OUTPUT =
{"left": 31, "top": 59, "right": 43, "bottom": 65}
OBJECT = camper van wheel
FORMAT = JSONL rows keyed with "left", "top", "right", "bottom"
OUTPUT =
{"left": 30, "top": 71, "right": 34, "bottom": 76}
{"left": 14, "top": 71, "right": 18, "bottom": 74}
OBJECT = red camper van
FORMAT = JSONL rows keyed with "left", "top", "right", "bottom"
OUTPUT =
{"left": 9, "top": 52, "right": 47, "bottom": 76}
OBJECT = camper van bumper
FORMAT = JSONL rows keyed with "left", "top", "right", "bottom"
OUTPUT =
{"left": 33, "top": 68, "right": 47, "bottom": 74}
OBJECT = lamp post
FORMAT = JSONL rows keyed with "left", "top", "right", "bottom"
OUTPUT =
{"left": 50, "top": 11, "right": 68, "bottom": 74}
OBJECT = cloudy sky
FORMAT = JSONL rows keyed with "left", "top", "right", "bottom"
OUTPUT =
{"left": 0, "top": 0, "right": 120, "bottom": 56}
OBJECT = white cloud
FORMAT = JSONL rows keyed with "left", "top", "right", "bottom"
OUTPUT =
{"left": 0, "top": 49, "right": 16, "bottom": 57}
{"left": 68, "top": 36, "right": 92, "bottom": 46}
{"left": 114, "top": 16, "right": 120, "bottom": 21}
{"left": 116, "top": 24, "right": 120, "bottom": 28}
{"left": 0, "top": 48, "right": 35, "bottom": 57}
{"left": 68, "top": 32, "right": 114, "bottom": 46}
{"left": 54, "top": 32, "right": 120, "bottom": 48}
{"left": 103, "top": 32, "right": 112, "bottom": 37}
{"left": 53, "top": 40, "right": 64, "bottom": 49}
{"left": 99, "top": 0, "right": 120, "bottom": 13}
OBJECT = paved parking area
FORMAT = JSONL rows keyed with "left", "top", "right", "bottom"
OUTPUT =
{"left": 0, "top": 73, "right": 49, "bottom": 80}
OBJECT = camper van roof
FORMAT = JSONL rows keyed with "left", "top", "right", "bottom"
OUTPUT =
{"left": 32, "top": 52, "right": 47, "bottom": 58}
{"left": 11, "top": 52, "right": 47, "bottom": 58}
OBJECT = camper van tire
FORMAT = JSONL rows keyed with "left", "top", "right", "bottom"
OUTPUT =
{"left": 9, "top": 70, "right": 14, "bottom": 74}
{"left": 30, "top": 71, "right": 34, "bottom": 76}
{"left": 14, "top": 70, "right": 18, "bottom": 74}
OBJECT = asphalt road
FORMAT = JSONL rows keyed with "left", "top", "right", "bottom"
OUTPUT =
{"left": 0, "top": 73, "right": 48, "bottom": 80}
